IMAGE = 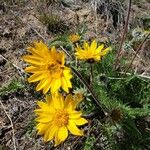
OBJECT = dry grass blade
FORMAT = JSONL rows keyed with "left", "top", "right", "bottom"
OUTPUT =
{"left": 124, "top": 33, "right": 150, "bottom": 73}
{"left": 0, "top": 101, "right": 16, "bottom": 150}
{"left": 0, "top": 54, "right": 24, "bottom": 74}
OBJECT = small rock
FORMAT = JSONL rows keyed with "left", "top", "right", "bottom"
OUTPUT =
{"left": 3, "top": 28, "right": 12, "bottom": 38}
{"left": 61, "top": 0, "right": 81, "bottom": 10}
{"left": 61, "top": 0, "right": 75, "bottom": 7}
{"left": 0, "top": 4, "right": 6, "bottom": 12}
{"left": 0, "top": 57, "right": 6, "bottom": 66}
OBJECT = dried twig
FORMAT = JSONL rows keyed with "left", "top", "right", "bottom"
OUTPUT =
{"left": 0, "top": 54, "right": 25, "bottom": 75}
{"left": 120, "top": 72, "right": 150, "bottom": 80}
{"left": 93, "top": 0, "right": 98, "bottom": 37}
{"left": 113, "top": 0, "right": 132, "bottom": 69}
{"left": 124, "top": 34, "right": 149, "bottom": 73}
{"left": 30, "top": 27, "right": 46, "bottom": 42}
{"left": 60, "top": 46, "right": 72, "bottom": 58}
{"left": 0, "top": 101, "right": 16, "bottom": 150}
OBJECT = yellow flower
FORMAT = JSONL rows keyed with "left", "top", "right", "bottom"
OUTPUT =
{"left": 34, "top": 93, "right": 88, "bottom": 146}
{"left": 75, "top": 40, "right": 111, "bottom": 62}
{"left": 23, "top": 41, "right": 72, "bottom": 94}
{"left": 69, "top": 34, "right": 80, "bottom": 43}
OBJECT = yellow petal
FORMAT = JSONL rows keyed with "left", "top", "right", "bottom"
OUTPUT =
{"left": 36, "top": 100, "right": 55, "bottom": 113}
{"left": 69, "top": 111, "right": 82, "bottom": 119}
{"left": 42, "top": 78, "right": 52, "bottom": 94}
{"left": 67, "top": 120, "right": 83, "bottom": 136}
{"left": 96, "top": 44, "right": 104, "bottom": 52}
{"left": 66, "top": 103, "right": 74, "bottom": 113}
{"left": 26, "top": 41, "right": 51, "bottom": 61}
{"left": 54, "top": 130, "right": 61, "bottom": 147}
{"left": 73, "top": 117, "right": 88, "bottom": 125}
{"left": 57, "top": 52, "right": 65, "bottom": 66}
{"left": 37, "top": 101, "right": 49, "bottom": 109}
{"left": 61, "top": 74, "right": 72, "bottom": 93}
{"left": 57, "top": 126, "right": 68, "bottom": 143}
{"left": 65, "top": 94, "right": 82, "bottom": 110}
{"left": 93, "top": 55, "right": 101, "bottom": 61}
{"left": 36, "top": 115, "right": 53, "bottom": 123}
{"left": 63, "top": 68, "right": 73, "bottom": 80}
{"left": 73, "top": 93, "right": 83, "bottom": 105}
{"left": 101, "top": 47, "right": 111, "bottom": 56}
{"left": 52, "top": 93, "right": 64, "bottom": 109}
{"left": 27, "top": 41, "right": 48, "bottom": 57}
{"left": 34, "top": 109, "right": 51, "bottom": 114}
{"left": 24, "top": 66, "right": 39, "bottom": 73}
{"left": 61, "top": 53, "right": 65, "bottom": 65}
{"left": 51, "top": 46, "right": 57, "bottom": 53}
{"left": 46, "top": 125, "right": 58, "bottom": 142}
{"left": 36, "top": 79, "right": 49, "bottom": 91}
{"left": 22, "top": 55, "right": 43, "bottom": 66}
{"left": 50, "top": 79, "right": 61, "bottom": 93}
{"left": 27, "top": 47, "right": 41, "bottom": 56}
{"left": 83, "top": 41, "right": 89, "bottom": 50}
{"left": 61, "top": 77, "right": 69, "bottom": 93}
{"left": 34, "top": 41, "right": 50, "bottom": 56}
{"left": 23, "top": 55, "right": 43, "bottom": 61}
{"left": 90, "top": 40, "right": 97, "bottom": 50}
{"left": 46, "top": 95, "right": 54, "bottom": 106}
{"left": 50, "top": 46, "right": 63, "bottom": 63}
{"left": 44, "top": 124, "right": 58, "bottom": 142}
{"left": 36, "top": 123, "right": 49, "bottom": 135}
{"left": 28, "top": 73, "right": 47, "bottom": 83}
{"left": 65, "top": 94, "right": 73, "bottom": 106}
{"left": 76, "top": 44, "right": 82, "bottom": 52}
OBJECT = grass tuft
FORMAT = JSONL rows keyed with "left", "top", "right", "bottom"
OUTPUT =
{"left": 0, "top": 79, "right": 25, "bottom": 96}
{"left": 39, "top": 11, "right": 69, "bottom": 34}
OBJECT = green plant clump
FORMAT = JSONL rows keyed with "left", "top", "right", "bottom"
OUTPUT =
{"left": 0, "top": 79, "right": 25, "bottom": 96}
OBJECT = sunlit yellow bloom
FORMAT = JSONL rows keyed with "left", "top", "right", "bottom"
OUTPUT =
{"left": 75, "top": 40, "right": 111, "bottom": 62}
{"left": 34, "top": 93, "right": 88, "bottom": 146}
{"left": 23, "top": 41, "right": 72, "bottom": 94}
{"left": 69, "top": 34, "right": 80, "bottom": 43}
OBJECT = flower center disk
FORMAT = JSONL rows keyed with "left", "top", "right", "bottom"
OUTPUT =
{"left": 54, "top": 110, "right": 69, "bottom": 127}
{"left": 47, "top": 63, "right": 62, "bottom": 78}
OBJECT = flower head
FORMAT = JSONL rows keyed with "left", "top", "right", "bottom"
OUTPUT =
{"left": 23, "top": 41, "right": 72, "bottom": 94}
{"left": 75, "top": 40, "right": 111, "bottom": 62}
{"left": 34, "top": 93, "right": 88, "bottom": 146}
{"left": 69, "top": 33, "right": 80, "bottom": 43}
